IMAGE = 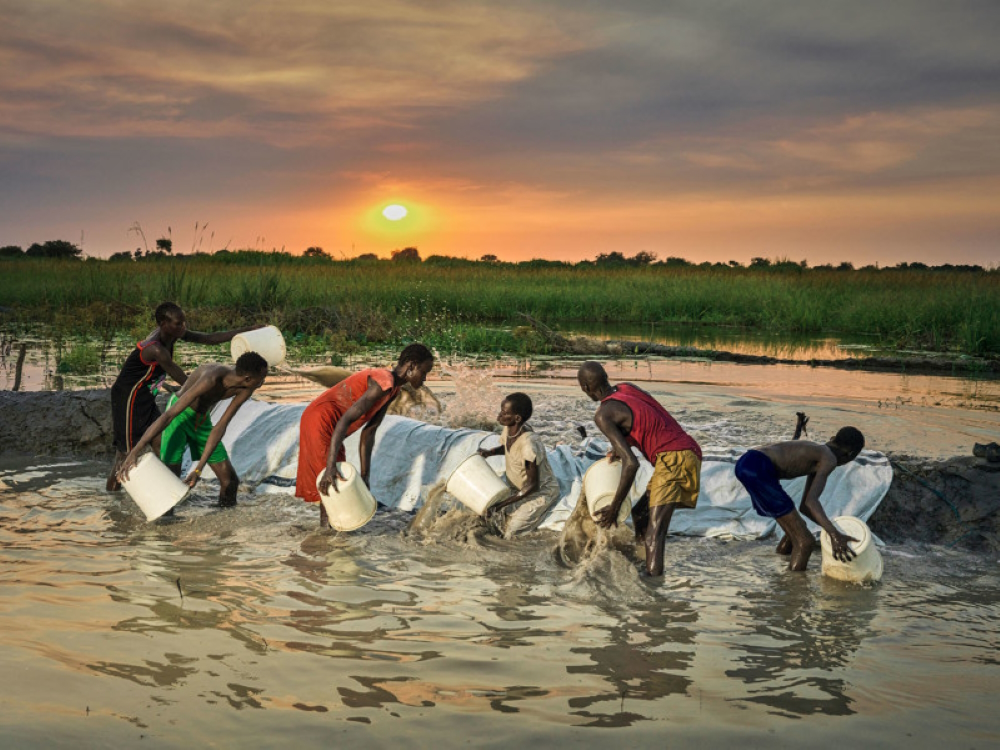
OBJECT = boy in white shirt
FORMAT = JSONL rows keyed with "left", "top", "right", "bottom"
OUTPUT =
{"left": 478, "top": 392, "right": 560, "bottom": 538}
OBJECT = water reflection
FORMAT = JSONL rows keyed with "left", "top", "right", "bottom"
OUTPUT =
{"left": 566, "top": 600, "right": 697, "bottom": 727}
{"left": 558, "top": 321, "right": 883, "bottom": 360}
{"left": 724, "top": 576, "right": 878, "bottom": 717}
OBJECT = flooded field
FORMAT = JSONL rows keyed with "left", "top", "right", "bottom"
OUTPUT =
{"left": 2, "top": 329, "right": 999, "bottom": 747}
{"left": 1, "top": 457, "right": 998, "bottom": 747}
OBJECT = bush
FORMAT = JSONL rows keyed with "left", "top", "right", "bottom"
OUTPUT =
{"left": 57, "top": 344, "right": 102, "bottom": 374}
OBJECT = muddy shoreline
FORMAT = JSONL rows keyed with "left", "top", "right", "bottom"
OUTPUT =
{"left": 607, "top": 340, "right": 1000, "bottom": 375}
{"left": 3, "top": 388, "right": 997, "bottom": 553}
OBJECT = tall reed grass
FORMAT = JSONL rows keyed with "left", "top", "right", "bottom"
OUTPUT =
{"left": 1, "top": 257, "right": 997, "bottom": 355}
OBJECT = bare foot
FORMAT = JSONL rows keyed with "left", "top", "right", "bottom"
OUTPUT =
{"left": 106, "top": 452, "right": 124, "bottom": 491}
{"left": 775, "top": 535, "right": 792, "bottom": 555}
{"left": 788, "top": 538, "right": 817, "bottom": 571}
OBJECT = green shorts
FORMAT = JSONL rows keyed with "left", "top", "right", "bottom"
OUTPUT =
{"left": 160, "top": 395, "right": 229, "bottom": 466}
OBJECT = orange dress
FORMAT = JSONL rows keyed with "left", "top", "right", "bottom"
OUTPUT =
{"left": 295, "top": 368, "right": 400, "bottom": 503}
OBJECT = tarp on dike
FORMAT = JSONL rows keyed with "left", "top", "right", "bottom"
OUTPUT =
{"left": 206, "top": 399, "right": 893, "bottom": 540}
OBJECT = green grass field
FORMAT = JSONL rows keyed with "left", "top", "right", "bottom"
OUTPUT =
{"left": 2, "top": 255, "right": 998, "bottom": 357}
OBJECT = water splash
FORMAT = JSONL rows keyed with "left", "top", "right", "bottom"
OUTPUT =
{"left": 438, "top": 364, "right": 504, "bottom": 430}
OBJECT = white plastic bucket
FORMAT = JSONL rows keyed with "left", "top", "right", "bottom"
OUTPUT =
{"left": 231, "top": 325, "right": 286, "bottom": 368}
{"left": 820, "top": 515, "right": 883, "bottom": 583}
{"left": 446, "top": 454, "right": 510, "bottom": 516}
{"left": 121, "top": 452, "right": 191, "bottom": 521}
{"left": 317, "top": 463, "right": 377, "bottom": 532}
{"left": 583, "top": 457, "right": 634, "bottom": 524}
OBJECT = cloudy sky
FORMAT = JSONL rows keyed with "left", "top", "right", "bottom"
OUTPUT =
{"left": 2, "top": 0, "right": 998, "bottom": 263}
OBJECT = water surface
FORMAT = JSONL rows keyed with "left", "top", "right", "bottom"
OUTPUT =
{"left": 1, "top": 459, "right": 997, "bottom": 747}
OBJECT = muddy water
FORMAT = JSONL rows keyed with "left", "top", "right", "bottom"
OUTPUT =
{"left": 2, "top": 458, "right": 998, "bottom": 748}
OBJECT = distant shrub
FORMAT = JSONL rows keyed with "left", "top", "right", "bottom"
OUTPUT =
{"left": 57, "top": 345, "right": 101, "bottom": 374}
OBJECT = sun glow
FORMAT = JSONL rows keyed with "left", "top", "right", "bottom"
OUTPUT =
{"left": 382, "top": 204, "right": 408, "bottom": 221}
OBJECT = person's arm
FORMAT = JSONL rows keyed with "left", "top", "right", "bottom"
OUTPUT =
{"left": 183, "top": 324, "right": 263, "bottom": 346}
{"left": 144, "top": 341, "right": 188, "bottom": 386}
{"left": 118, "top": 380, "right": 210, "bottom": 478}
{"left": 793, "top": 412, "right": 809, "bottom": 440}
{"left": 183, "top": 388, "right": 255, "bottom": 488}
{"left": 489, "top": 459, "right": 539, "bottom": 514}
{"left": 799, "top": 455, "right": 857, "bottom": 562}
{"left": 593, "top": 403, "right": 639, "bottom": 528}
{"left": 317, "top": 377, "right": 386, "bottom": 496}
{"left": 478, "top": 445, "right": 504, "bottom": 458}
{"left": 357, "top": 397, "right": 393, "bottom": 487}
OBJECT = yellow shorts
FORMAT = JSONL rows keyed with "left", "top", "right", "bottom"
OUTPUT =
{"left": 647, "top": 450, "right": 701, "bottom": 508}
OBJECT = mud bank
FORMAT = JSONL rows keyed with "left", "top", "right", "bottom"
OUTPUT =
{"left": 3, "top": 388, "right": 997, "bottom": 552}
{"left": 608, "top": 340, "right": 1000, "bottom": 375}
{"left": 869, "top": 455, "right": 1000, "bottom": 553}
{"left": 0, "top": 388, "right": 112, "bottom": 456}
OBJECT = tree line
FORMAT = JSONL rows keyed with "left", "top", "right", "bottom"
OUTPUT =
{"left": 0, "top": 240, "right": 992, "bottom": 273}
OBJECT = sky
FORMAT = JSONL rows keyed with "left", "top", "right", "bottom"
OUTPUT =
{"left": 1, "top": 0, "right": 998, "bottom": 265}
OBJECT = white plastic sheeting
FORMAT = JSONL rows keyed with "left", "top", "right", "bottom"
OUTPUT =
{"left": 208, "top": 399, "right": 893, "bottom": 539}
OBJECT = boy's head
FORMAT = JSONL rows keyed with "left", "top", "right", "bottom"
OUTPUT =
{"left": 498, "top": 392, "right": 532, "bottom": 429}
{"left": 154, "top": 301, "right": 186, "bottom": 337}
{"left": 829, "top": 426, "right": 864, "bottom": 464}
{"left": 155, "top": 301, "right": 184, "bottom": 324}
{"left": 397, "top": 343, "right": 434, "bottom": 389}
{"left": 235, "top": 351, "right": 269, "bottom": 388}
{"left": 577, "top": 361, "right": 609, "bottom": 401}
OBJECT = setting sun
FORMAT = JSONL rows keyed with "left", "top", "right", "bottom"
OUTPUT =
{"left": 382, "top": 204, "right": 408, "bottom": 221}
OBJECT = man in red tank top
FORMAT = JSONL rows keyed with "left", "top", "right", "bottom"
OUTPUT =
{"left": 578, "top": 361, "right": 702, "bottom": 576}
{"left": 296, "top": 343, "right": 434, "bottom": 528}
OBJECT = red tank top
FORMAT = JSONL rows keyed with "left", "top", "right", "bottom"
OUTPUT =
{"left": 602, "top": 383, "right": 701, "bottom": 461}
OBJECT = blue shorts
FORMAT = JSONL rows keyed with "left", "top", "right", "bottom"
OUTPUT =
{"left": 735, "top": 450, "right": 795, "bottom": 519}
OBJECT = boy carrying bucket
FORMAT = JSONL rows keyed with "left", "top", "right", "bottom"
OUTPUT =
{"left": 118, "top": 352, "right": 270, "bottom": 507}
{"left": 107, "top": 301, "right": 263, "bottom": 491}
{"left": 477, "top": 392, "right": 560, "bottom": 537}
{"left": 296, "top": 343, "right": 435, "bottom": 528}
{"left": 734, "top": 425, "right": 866, "bottom": 571}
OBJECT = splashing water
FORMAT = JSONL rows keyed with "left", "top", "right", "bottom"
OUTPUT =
{"left": 438, "top": 364, "right": 504, "bottom": 430}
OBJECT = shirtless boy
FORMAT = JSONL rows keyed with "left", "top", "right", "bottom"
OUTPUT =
{"left": 734, "top": 425, "right": 866, "bottom": 571}
{"left": 477, "top": 392, "right": 560, "bottom": 538}
{"left": 577, "top": 361, "right": 702, "bottom": 577}
{"left": 118, "top": 352, "right": 269, "bottom": 506}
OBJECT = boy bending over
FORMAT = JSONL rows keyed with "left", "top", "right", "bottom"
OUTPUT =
{"left": 734, "top": 425, "right": 865, "bottom": 571}
{"left": 119, "top": 352, "right": 269, "bottom": 506}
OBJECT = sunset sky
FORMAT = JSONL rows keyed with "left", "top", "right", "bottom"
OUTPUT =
{"left": 1, "top": 1, "right": 998, "bottom": 264}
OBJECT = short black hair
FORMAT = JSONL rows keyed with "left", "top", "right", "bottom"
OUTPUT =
{"left": 504, "top": 392, "right": 533, "bottom": 422}
{"left": 398, "top": 342, "right": 434, "bottom": 367}
{"left": 235, "top": 351, "right": 269, "bottom": 377}
{"left": 833, "top": 426, "right": 865, "bottom": 455}
{"left": 155, "top": 301, "right": 183, "bottom": 324}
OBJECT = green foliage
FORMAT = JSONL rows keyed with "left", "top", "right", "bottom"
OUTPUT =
{"left": 57, "top": 344, "right": 101, "bottom": 374}
{"left": 1, "top": 256, "right": 998, "bottom": 355}
{"left": 0, "top": 245, "right": 23, "bottom": 257}
{"left": 25, "top": 240, "right": 82, "bottom": 259}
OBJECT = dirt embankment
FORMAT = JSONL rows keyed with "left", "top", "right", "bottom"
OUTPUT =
{"left": 2, "top": 389, "right": 998, "bottom": 552}
{"left": 1, "top": 389, "right": 113, "bottom": 456}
